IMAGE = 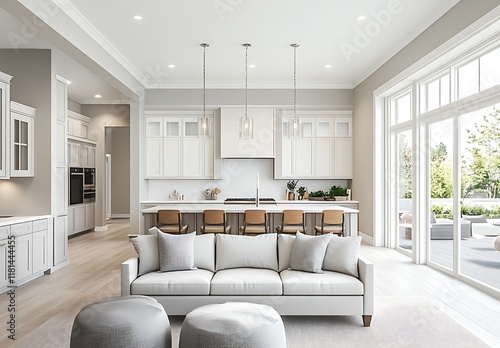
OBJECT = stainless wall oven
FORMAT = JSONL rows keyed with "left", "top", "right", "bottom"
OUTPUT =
{"left": 70, "top": 167, "right": 96, "bottom": 205}
{"left": 69, "top": 167, "right": 84, "bottom": 205}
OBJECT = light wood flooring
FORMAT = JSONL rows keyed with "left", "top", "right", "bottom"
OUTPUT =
{"left": 1, "top": 219, "right": 499, "bottom": 347}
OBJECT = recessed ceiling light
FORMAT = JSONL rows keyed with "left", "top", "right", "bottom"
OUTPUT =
{"left": 249, "top": 64, "right": 256, "bottom": 68}
{"left": 168, "top": 64, "right": 176, "bottom": 68}
{"left": 324, "top": 65, "right": 332, "bottom": 69}
{"left": 357, "top": 15, "right": 366, "bottom": 21}
{"left": 67, "top": 80, "right": 72, "bottom": 85}
{"left": 95, "top": 94, "right": 102, "bottom": 98}
{"left": 133, "top": 15, "right": 143, "bottom": 20}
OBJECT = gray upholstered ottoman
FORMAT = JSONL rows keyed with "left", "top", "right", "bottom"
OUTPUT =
{"left": 179, "top": 302, "right": 286, "bottom": 348}
{"left": 70, "top": 296, "right": 171, "bottom": 348}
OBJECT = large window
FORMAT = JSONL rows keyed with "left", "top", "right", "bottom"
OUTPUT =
{"left": 383, "top": 39, "right": 500, "bottom": 296}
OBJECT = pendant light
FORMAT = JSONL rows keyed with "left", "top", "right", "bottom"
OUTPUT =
{"left": 240, "top": 43, "right": 253, "bottom": 139}
{"left": 199, "top": 43, "right": 209, "bottom": 138}
{"left": 290, "top": 43, "right": 301, "bottom": 138}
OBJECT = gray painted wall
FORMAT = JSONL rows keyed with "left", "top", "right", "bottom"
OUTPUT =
{"left": 106, "top": 126, "right": 130, "bottom": 216}
{"left": 0, "top": 49, "right": 51, "bottom": 216}
{"left": 81, "top": 104, "right": 130, "bottom": 228}
{"left": 352, "top": 0, "right": 499, "bottom": 239}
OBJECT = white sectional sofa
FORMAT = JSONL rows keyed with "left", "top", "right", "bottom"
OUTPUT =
{"left": 121, "top": 231, "right": 374, "bottom": 327}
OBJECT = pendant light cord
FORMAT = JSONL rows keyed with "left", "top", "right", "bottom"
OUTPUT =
{"left": 243, "top": 43, "right": 251, "bottom": 120}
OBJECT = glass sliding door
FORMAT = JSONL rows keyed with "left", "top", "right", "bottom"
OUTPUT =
{"left": 428, "top": 119, "right": 454, "bottom": 270}
{"left": 459, "top": 103, "right": 500, "bottom": 290}
{"left": 395, "top": 129, "right": 413, "bottom": 253}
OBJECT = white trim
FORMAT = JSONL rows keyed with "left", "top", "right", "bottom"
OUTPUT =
{"left": 359, "top": 231, "right": 374, "bottom": 246}
{"left": 144, "top": 81, "right": 354, "bottom": 90}
{"left": 94, "top": 225, "right": 108, "bottom": 232}
{"left": 109, "top": 214, "right": 130, "bottom": 219}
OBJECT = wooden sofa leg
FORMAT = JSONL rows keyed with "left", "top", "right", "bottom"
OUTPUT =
{"left": 362, "top": 315, "right": 372, "bottom": 327}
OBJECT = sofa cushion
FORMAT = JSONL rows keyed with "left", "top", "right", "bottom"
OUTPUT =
{"left": 278, "top": 234, "right": 295, "bottom": 271}
{"left": 216, "top": 233, "right": 278, "bottom": 271}
{"left": 131, "top": 269, "right": 213, "bottom": 295}
{"left": 130, "top": 235, "right": 159, "bottom": 276}
{"left": 210, "top": 268, "right": 283, "bottom": 295}
{"left": 280, "top": 269, "right": 364, "bottom": 295}
{"left": 289, "top": 232, "right": 331, "bottom": 273}
{"left": 194, "top": 233, "right": 215, "bottom": 272}
{"left": 157, "top": 231, "right": 196, "bottom": 272}
{"left": 323, "top": 236, "right": 361, "bottom": 277}
{"left": 150, "top": 228, "right": 215, "bottom": 272}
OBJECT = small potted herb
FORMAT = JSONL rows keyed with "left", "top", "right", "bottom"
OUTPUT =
{"left": 297, "top": 186, "right": 307, "bottom": 200}
{"left": 328, "top": 185, "right": 349, "bottom": 201}
{"left": 308, "top": 190, "right": 326, "bottom": 201}
{"left": 286, "top": 179, "right": 299, "bottom": 200}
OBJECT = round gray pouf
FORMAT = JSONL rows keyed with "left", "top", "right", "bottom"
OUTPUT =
{"left": 495, "top": 236, "right": 500, "bottom": 251}
{"left": 179, "top": 302, "right": 286, "bottom": 348}
{"left": 70, "top": 296, "right": 171, "bottom": 348}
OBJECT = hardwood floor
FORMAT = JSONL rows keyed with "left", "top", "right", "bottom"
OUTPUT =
{"left": 1, "top": 219, "right": 499, "bottom": 347}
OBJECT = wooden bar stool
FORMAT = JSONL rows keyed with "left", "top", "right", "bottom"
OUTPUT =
{"left": 157, "top": 210, "right": 188, "bottom": 234}
{"left": 314, "top": 210, "right": 344, "bottom": 236}
{"left": 240, "top": 210, "right": 269, "bottom": 235}
{"left": 201, "top": 210, "right": 231, "bottom": 234}
{"left": 276, "top": 210, "right": 306, "bottom": 234}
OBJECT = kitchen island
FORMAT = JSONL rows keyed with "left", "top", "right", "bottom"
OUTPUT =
{"left": 141, "top": 202, "right": 359, "bottom": 236}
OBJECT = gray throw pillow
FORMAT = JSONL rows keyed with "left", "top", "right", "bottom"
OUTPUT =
{"left": 130, "top": 235, "right": 159, "bottom": 275}
{"left": 290, "top": 232, "right": 331, "bottom": 273}
{"left": 157, "top": 231, "right": 196, "bottom": 272}
{"left": 323, "top": 236, "right": 361, "bottom": 277}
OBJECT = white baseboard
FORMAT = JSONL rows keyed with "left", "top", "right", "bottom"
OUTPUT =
{"left": 108, "top": 214, "right": 130, "bottom": 219}
{"left": 359, "top": 231, "right": 374, "bottom": 246}
{"left": 94, "top": 225, "right": 108, "bottom": 232}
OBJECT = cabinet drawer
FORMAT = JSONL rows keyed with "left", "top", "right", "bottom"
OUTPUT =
{"left": 33, "top": 219, "right": 48, "bottom": 232}
{"left": 11, "top": 222, "right": 32, "bottom": 237}
{"left": 0, "top": 225, "right": 10, "bottom": 239}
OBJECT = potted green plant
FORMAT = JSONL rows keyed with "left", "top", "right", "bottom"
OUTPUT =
{"left": 308, "top": 190, "right": 326, "bottom": 201}
{"left": 297, "top": 186, "right": 306, "bottom": 200}
{"left": 286, "top": 179, "right": 299, "bottom": 200}
{"left": 328, "top": 185, "right": 349, "bottom": 201}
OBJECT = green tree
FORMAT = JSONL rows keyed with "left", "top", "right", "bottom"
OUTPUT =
{"left": 399, "top": 135, "right": 412, "bottom": 198}
{"left": 430, "top": 142, "right": 453, "bottom": 198}
{"left": 463, "top": 107, "right": 500, "bottom": 198}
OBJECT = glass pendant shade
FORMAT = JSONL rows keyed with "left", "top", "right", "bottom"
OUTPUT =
{"left": 290, "top": 117, "right": 302, "bottom": 138}
{"left": 239, "top": 116, "right": 253, "bottom": 138}
{"left": 199, "top": 116, "right": 209, "bottom": 137}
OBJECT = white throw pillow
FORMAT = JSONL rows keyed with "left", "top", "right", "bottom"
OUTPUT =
{"left": 278, "top": 234, "right": 295, "bottom": 271}
{"left": 323, "top": 236, "right": 361, "bottom": 277}
{"left": 194, "top": 234, "right": 215, "bottom": 272}
{"left": 148, "top": 226, "right": 160, "bottom": 235}
{"left": 130, "top": 235, "right": 159, "bottom": 276}
{"left": 157, "top": 231, "right": 197, "bottom": 272}
{"left": 289, "top": 232, "right": 331, "bottom": 273}
{"left": 216, "top": 233, "right": 278, "bottom": 271}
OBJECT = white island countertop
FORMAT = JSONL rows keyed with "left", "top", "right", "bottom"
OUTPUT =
{"left": 142, "top": 203, "right": 358, "bottom": 214}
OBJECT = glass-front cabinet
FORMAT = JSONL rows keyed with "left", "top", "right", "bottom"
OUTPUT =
{"left": 0, "top": 72, "right": 13, "bottom": 179}
{"left": 10, "top": 101, "right": 35, "bottom": 177}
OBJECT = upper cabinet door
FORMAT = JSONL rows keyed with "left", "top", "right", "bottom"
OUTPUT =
{"left": 0, "top": 72, "right": 12, "bottom": 179}
{"left": 220, "top": 107, "right": 274, "bottom": 158}
{"left": 11, "top": 101, "right": 35, "bottom": 177}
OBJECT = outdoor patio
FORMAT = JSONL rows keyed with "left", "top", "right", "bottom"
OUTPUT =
{"left": 399, "top": 228, "right": 500, "bottom": 290}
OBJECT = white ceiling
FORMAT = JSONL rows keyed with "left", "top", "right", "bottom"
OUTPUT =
{"left": 0, "top": 0, "right": 461, "bottom": 103}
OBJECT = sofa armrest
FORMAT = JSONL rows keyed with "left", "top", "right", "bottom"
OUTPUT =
{"left": 358, "top": 255, "right": 374, "bottom": 316}
{"left": 121, "top": 257, "right": 139, "bottom": 296}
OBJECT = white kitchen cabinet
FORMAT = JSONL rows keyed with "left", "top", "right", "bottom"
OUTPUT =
{"left": 0, "top": 72, "right": 12, "bottom": 179}
{"left": 11, "top": 222, "right": 33, "bottom": 282}
{"left": 0, "top": 226, "right": 10, "bottom": 290}
{"left": 10, "top": 101, "right": 35, "bottom": 177}
{"left": 68, "top": 203, "right": 95, "bottom": 236}
{"left": 32, "top": 219, "right": 48, "bottom": 275}
{"left": 220, "top": 107, "right": 275, "bottom": 158}
{"left": 144, "top": 113, "right": 214, "bottom": 179}
{"left": 68, "top": 110, "right": 90, "bottom": 139}
{"left": 68, "top": 140, "right": 96, "bottom": 168}
{"left": 275, "top": 111, "right": 352, "bottom": 179}
{"left": 54, "top": 216, "right": 68, "bottom": 266}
